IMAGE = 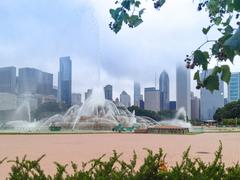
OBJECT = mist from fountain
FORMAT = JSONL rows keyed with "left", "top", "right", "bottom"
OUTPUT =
{"left": 158, "top": 107, "right": 192, "bottom": 128}
{"left": 12, "top": 101, "right": 31, "bottom": 122}
{"left": 72, "top": 86, "right": 120, "bottom": 130}
{"left": 0, "top": 87, "right": 192, "bottom": 132}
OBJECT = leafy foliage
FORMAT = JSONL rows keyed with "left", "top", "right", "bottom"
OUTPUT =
{"left": 109, "top": 0, "right": 165, "bottom": 33}
{"left": 2, "top": 143, "right": 240, "bottom": 179}
{"left": 213, "top": 100, "right": 240, "bottom": 122}
{"left": 109, "top": 0, "right": 240, "bottom": 92}
{"left": 128, "top": 106, "right": 176, "bottom": 121}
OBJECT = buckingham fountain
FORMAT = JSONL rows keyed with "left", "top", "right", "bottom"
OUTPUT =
{"left": 0, "top": 87, "right": 191, "bottom": 133}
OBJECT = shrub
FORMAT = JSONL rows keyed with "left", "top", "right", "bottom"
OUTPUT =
{"left": 1, "top": 142, "right": 240, "bottom": 179}
{"left": 222, "top": 119, "right": 240, "bottom": 127}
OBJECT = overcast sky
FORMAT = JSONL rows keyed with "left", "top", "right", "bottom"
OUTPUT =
{"left": 0, "top": 0, "right": 239, "bottom": 102}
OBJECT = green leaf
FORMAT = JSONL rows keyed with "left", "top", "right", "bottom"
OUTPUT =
{"left": 121, "top": 0, "right": 131, "bottom": 10}
{"left": 212, "top": 43, "right": 220, "bottom": 55}
{"left": 193, "top": 50, "right": 209, "bottom": 70}
{"left": 135, "top": 1, "right": 141, "bottom": 7}
{"left": 193, "top": 70, "right": 200, "bottom": 81}
{"left": 214, "top": 17, "right": 222, "bottom": 25}
{"left": 224, "top": 27, "right": 240, "bottom": 51}
{"left": 203, "top": 75, "right": 219, "bottom": 92}
{"left": 139, "top": 8, "right": 145, "bottom": 17}
{"left": 109, "top": 8, "right": 122, "bottom": 20}
{"left": 202, "top": 26, "right": 211, "bottom": 35}
{"left": 223, "top": 46, "right": 235, "bottom": 62}
{"left": 159, "top": 0, "right": 166, "bottom": 7}
{"left": 224, "top": 25, "right": 234, "bottom": 34}
{"left": 110, "top": 9, "right": 116, "bottom": 19}
{"left": 128, "top": 15, "right": 143, "bottom": 28}
{"left": 234, "top": 0, "right": 240, "bottom": 11}
{"left": 212, "top": 66, "right": 221, "bottom": 75}
{"left": 222, "top": 15, "right": 232, "bottom": 26}
{"left": 221, "top": 65, "right": 231, "bottom": 83}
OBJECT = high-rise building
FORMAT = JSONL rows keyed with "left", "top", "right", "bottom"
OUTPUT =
{"left": 18, "top": 68, "right": 53, "bottom": 95}
{"left": 58, "top": 56, "right": 72, "bottom": 105}
{"left": 169, "top": 101, "right": 176, "bottom": 111}
{"left": 228, "top": 72, "right": 240, "bottom": 102}
{"left": 134, "top": 82, "right": 141, "bottom": 107}
{"left": 139, "top": 94, "right": 144, "bottom": 109}
{"left": 191, "top": 92, "right": 200, "bottom": 120}
{"left": 176, "top": 64, "right": 191, "bottom": 119}
{"left": 200, "top": 70, "right": 224, "bottom": 120}
{"left": 144, "top": 87, "right": 160, "bottom": 112}
{"left": 104, "top": 85, "right": 113, "bottom": 100}
{"left": 120, "top": 91, "right": 131, "bottom": 107}
{"left": 0, "top": 67, "right": 16, "bottom": 94}
{"left": 85, "top": 89, "right": 93, "bottom": 100}
{"left": 159, "top": 71, "right": 169, "bottom": 110}
{"left": 0, "top": 93, "right": 17, "bottom": 111}
{"left": 72, "top": 93, "right": 82, "bottom": 106}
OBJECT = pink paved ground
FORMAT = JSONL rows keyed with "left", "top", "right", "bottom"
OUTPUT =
{"left": 1, "top": 133, "right": 240, "bottom": 177}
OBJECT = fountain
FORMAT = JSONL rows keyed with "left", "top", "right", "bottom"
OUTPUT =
{"left": 158, "top": 107, "right": 192, "bottom": 128}
{"left": 0, "top": 87, "right": 192, "bottom": 133}
{"left": 11, "top": 101, "right": 32, "bottom": 122}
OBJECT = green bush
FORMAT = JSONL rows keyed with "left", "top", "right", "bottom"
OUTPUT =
{"left": 1, "top": 143, "right": 240, "bottom": 179}
{"left": 222, "top": 119, "right": 240, "bottom": 126}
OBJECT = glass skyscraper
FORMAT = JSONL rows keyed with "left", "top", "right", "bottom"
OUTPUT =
{"left": 200, "top": 69, "right": 224, "bottom": 120}
{"left": 104, "top": 85, "right": 113, "bottom": 100}
{"left": 58, "top": 56, "right": 72, "bottom": 106}
{"left": 134, "top": 82, "right": 141, "bottom": 107}
{"left": 144, "top": 87, "right": 160, "bottom": 112}
{"left": 0, "top": 67, "right": 16, "bottom": 94}
{"left": 18, "top": 67, "right": 53, "bottom": 95}
{"left": 228, "top": 72, "right": 240, "bottom": 102}
{"left": 159, "top": 71, "right": 169, "bottom": 110}
{"left": 176, "top": 64, "right": 191, "bottom": 119}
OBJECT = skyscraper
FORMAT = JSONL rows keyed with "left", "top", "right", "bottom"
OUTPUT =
{"left": 72, "top": 93, "right": 82, "bottom": 106}
{"left": 159, "top": 71, "right": 169, "bottom": 110}
{"left": 200, "top": 69, "right": 224, "bottom": 120}
{"left": 134, "top": 82, "right": 141, "bottom": 107}
{"left": 169, "top": 101, "right": 176, "bottom": 111}
{"left": 18, "top": 68, "right": 53, "bottom": 95}
{"left": 191, "top": 92, "right": 200, "bottom": 120}
{"left": 120, "top": 91, "right": 131, "bottom": 107}
{"left": 85, "top": 89, "right": 93, "bottom": 100}
{"left": 144, "top": 87, "right": 160, "bottom": 112}
{"left": 176, "top": 64, "right": 191, "bottom": 119}
{"left": 58, "top": 56, "right": 72, "bottom": 105}
{"left": 228, "top": 72, "right": 240, "bottom": 102}
{"left": 0, "top": 67, "right": 16, "bottom": 94}
{"left": 104, "top": 85, "right": 113, "bottom": 100}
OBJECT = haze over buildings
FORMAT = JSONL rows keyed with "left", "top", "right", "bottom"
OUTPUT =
{"left": 176, "top": 64, "right": 191, "bottom": 119}
{"left": 1, "top": 0, "right": 240, "bottom": 100}
{"left": 18, "top": 68, "right": 53, "bottom": 95}
{"left": 144, "top": 87, "right": 160, "bottom": 112}
{"left": 0, "top": 67, "right": 16, "bottom": 94}
{"left": 120, "top": 91, "right": 131, "bottom": 107}
{"left": 134, "top": 82, "right": 141, "bottom": 107}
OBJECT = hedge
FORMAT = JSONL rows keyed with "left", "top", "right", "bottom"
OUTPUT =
{"left": 1, "top": 142, "right": 240, "bottom": 179}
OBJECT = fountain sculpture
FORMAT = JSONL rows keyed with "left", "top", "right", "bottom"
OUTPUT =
{"left": 0, "top": 87, "right": 191, "bottom": 132}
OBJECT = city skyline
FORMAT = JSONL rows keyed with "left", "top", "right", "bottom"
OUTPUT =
{"left": 0, "top": 0, "right": 239, "bottom": 102}
{"left": 0, "top": 63, "right": 235, "bottom": 103}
